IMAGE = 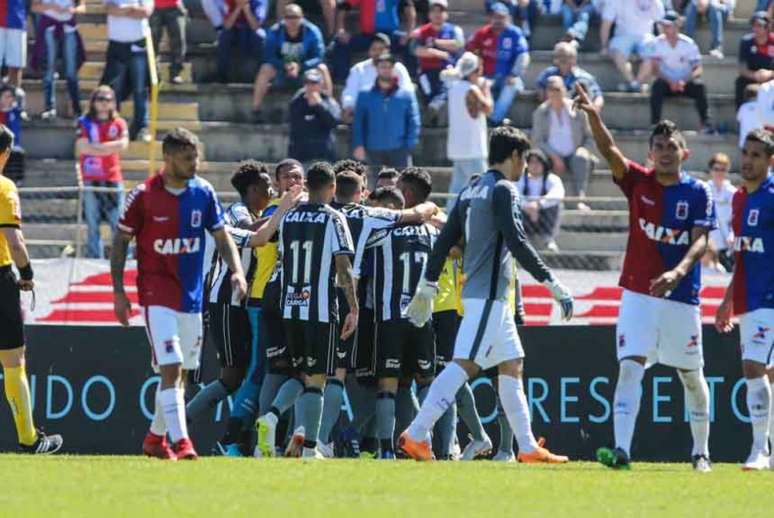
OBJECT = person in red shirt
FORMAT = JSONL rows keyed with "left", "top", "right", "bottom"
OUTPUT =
{"left": 150, "top": 0, "right": 187, "bottom": 84}
{"left": 736, "top": 11, "right": 774, "bottom": 107}
{"left": 75, "top": 85, "right": 129, "bottom": 258}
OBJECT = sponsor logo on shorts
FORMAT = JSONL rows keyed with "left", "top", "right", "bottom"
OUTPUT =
{"left": 285, "top": 287, "right": 311, "bottom": 307}
{"left": 267, "top": 346, "right": 286, "bottom": 358}
{"left": 752, "top": 326, "right": 769, "bottom": 343}
{"left": 687, "top": 335, "right": 698, "bottom": 348}
{"left": 336, "top": 350, "right": 347, "bottom": 359}
{"left": 417, "top": 360, "right": 432, "bottom": 371}
{"left": 306, "top": 357, "right": 317, "bottom": 368}
{"left": 385, "top": 359, "right": 400, "bottom": 369}
{"left": 618, "top": 335, "right": 626, "bottom": 348}
{"left": 163, "top": 340, "right": 175, "bottom": 354}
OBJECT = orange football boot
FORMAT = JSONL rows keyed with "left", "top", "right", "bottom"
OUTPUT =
{"left": 517, "top": 437, "right": 569, "bottom": 464}
{"left": 398, "top": 431, "right": 433, "bottom": 461}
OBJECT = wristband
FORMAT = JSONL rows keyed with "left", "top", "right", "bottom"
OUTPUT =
{"left": 19, "top": 263, "right": 33, "bottom": 281}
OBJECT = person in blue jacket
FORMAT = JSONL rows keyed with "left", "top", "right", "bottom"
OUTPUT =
{"left": 353, "top": 53, "right": 420, "bottom": 182}
{"left": 251, "top": 3, "right": 331, "bottom": 122}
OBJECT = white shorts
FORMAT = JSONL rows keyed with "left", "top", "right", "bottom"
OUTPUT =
{"left": 0, "top": 28, "right": 26, "bottom": 68}
{"left": 143, "top": 305, "right": 203, "bottom": 372}
{"left": 609, "top": 33, "right": 655, "bottom": 60}
{"left": 453, "top": 298, "right": 524, "bottom": 371}
{"left": 739, "top": 308, "right": 774, "bottom": 367}
{"left": 616, "top": 289, "right": 703, "bottom": 370}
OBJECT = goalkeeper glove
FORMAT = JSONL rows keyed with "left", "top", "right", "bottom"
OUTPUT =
{"left": 406, "top": 279, "right": 439, "bottom": 327}
{"left": 543, "top": 278, "right": 574, "bottom": 321}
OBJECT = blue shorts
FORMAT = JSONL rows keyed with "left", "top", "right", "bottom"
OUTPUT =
{"left": 610, "top": 33, "right": 655, "bottom": 59}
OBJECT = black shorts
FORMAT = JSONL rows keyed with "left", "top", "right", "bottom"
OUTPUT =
{"left": 0, "top": 266, "right": 24, "bottom": 350}
{"left": 374, "top": 319, "right": 435, "bottom": 379}
{"left": 284, "top": 318, "right": 338, "bottom": 377}
{"left": 261, "top": 305, "right": 292, "bottom": 376}
{"left": 432, "top": 310, "right": 459, "bottom": 371}
{"left": 208, "top": 303, "right": 251, "bottom": 369}
{"left": 354, "top": 307, "right": 375, "bottom": 380}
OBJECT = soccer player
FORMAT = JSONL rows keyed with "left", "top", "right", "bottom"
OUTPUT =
{"left": 111, "top": 128, "right": 248, "bottom": 460}
{"left": 715, "top": 128, "right": 774, "bottom": 471}
{"left": 574, "top": 84, "right": 715, "bottom": 472}
{"left": 0, "top": 124, "right": 63, "bottom": 454}
{"left": 186, "top": 162, "right": 301, "bottom": 431}
{"left": 398, "top": 126, "right": 573, "bottom": 463}
{"left": 257, "top": 162, "right": 358, "bottom": 459}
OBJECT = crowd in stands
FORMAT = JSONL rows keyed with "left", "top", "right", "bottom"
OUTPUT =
{"left": 0, "top": 0, "right": 774, "bottom": 255}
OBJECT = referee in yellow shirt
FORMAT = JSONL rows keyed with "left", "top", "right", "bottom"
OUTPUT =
{"left": 0, "top": 125, "right": 62, "bottom": 454}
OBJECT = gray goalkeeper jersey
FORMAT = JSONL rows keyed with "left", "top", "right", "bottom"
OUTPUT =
{"left": 426, "top": 169, "right": 553, "bottom": 301}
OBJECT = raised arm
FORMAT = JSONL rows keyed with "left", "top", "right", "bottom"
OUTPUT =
{"left": 573, "top": 82, "right": 628, "bottom": 181}
{"left": 248, "top": 186, "right": 303, "bottom": 247}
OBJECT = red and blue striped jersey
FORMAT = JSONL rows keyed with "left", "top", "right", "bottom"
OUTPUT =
{"left": 731, "top": 174, "right": 774, "bottom": 315}
{"left": 0, "top": 0, "right": 26, "bottom": 29}
{"left": 466, "top": 24, "right": 528, "bottom": 79}
{"left": 343, "top": 0, "right": 402, "bottom": 35}
{"left": 616, "top": 160, "right": 716, "bottom": 306}
{"left": 118, "top": 173, "right": 225, "bottom": 313}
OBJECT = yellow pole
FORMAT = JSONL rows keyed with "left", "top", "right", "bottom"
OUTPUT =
{"left": 145, "top": 32, "right": 159, "bottom": 177}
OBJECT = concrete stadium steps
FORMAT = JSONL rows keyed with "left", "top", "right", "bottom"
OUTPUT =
{"left": 78, "top": 61, "right": 193, "bottom": 83}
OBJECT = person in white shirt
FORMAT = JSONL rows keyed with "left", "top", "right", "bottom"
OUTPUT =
{"left": 340, "top": 33, "right": 414, "bottom": 123}
{"left": 101, "top": 0, "right": 154, "bottom": 142}
{"left": 755, "top": 78, "right": 774, "bottom": 129}
{"left": 737, "top": 83, "right": 760, "bottom": 148}
{"left": 649, "top": 11, "right": 712, "bottom": 132}
{"left": 706, "top": 152, "right": 736, "bottom": 270}
{"left": 442, "top": 52, "right": 492, "bottom": 209}
{"left": 600, "top": 0, "right": 663, "bottom": 92}
{"left": 515, "top": 149, "right": 565, "bottom": 251}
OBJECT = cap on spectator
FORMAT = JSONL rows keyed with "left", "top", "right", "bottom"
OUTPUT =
{"left": 751, "top": 10, "right": 770, "bottom": 26}
{"left": 658, "top": 10, "right": 680, "bottom": 26}
{"left": 375, "top": 52, "right": 397, "bottom": 65}
{"left": 429, "top": 0, "right": 448, "bottom": 9}
{"left": 455, "top": 52, "right": 480, "bottom": 78}
{"left": 490, "top": 2, "right": 509, "bottom": 16}
{"left": 372, "top": 32, "right": 392, "bottom": 48}
{"left": 304, "top": 69, "right": 323, "bottom": 83}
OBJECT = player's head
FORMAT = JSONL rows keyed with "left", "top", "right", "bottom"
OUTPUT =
{"left": 741, "top": 128, "right": 774, "bottom": 183}
{"left": 335, "top": 170, "right": 364, "bottom": 203}
{"left": 397, "top": 167, "right": 432, "bottom": 207}
{"left": 87, "top": 85, "right": 116, "bottom": 121}
{"left": 376, "top": 168, "right": 400, "bottom": 188}
{"left": 0, "top": 124, "right": 14, "bottom": 169}
{"left": 232, "top": 160, "right": 274, "bottom": 212}
{"left": 306, "top": 161, "right": 336, "bottom": 202}
{"left": 333, "top": 158, "right": 368, "bottom": 178}
{"left": 162, "top": 128, "right": 200, "bottom": 181}
{"left": 488, "top": 126, "right": 531, "bottom": 181}
{"left": 707, "top": 152, "right": 731, "bottom": 185}
{"left": 369, "top": 186, "right": 405, "bottom": 210}
{"left": 648, "top": 120, "right": 688, "bottom": 176}
{"left": 275, "top": 158, "right": 304, "bottom": 193}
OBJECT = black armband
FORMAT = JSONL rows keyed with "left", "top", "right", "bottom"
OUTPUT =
{"left": 19, "top": 263, "right": 33, "bottom": 281}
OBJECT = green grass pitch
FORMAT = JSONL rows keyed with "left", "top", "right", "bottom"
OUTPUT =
{"left": 1, "top": 456, "right": 772, "bottom": 517}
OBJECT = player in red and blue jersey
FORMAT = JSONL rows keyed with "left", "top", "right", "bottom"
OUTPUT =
{"left": 716, "top": 128, "right": 774, "bottom": 471}
{"left": 110, "top": 128, "right": 247, "bottom": 461}
{"left": 575, "top": 84, "right": 716, "bottom": 472}
{"left": 465, "top": 3, "right": 529, "bottom": 125}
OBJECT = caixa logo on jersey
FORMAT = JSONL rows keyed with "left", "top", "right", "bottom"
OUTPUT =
{"left": 638, "top": 218, "right": 689, "bottom": 245}
{"left": 153, "top": 237, "right": 201, "bottom": 255}
{"left": 733, "top": 236, "right": 765, "bottom": 253}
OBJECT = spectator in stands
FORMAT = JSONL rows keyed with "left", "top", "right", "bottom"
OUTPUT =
{"left": 340, "top": 32, "right": 414, "bottom": 123}
{"left": 531, "top": 75, "right": 595, "bottom": 210}
{"left": 376, "top": 167, "right": 400, "bottom": 187}
{"left": 515, "top": 149, "right": 565, "bottom": 252}
{"left": 75, "top": 86, "right": 129, "bottom": 259}
{"left": 755, "top": 78, "right": 774, "bottom": 128}
{"left": 737, "top": 83, "right": 759, "bottom": 148}
{"left": 649, "top": 11, "right": 712, "bottom": 132}
{"left": 683, "top": 0, "right": 734, "bottom": 59}
{"left": 0, "top": 0, "right": 27, "bottom": 89}
{"left": 410, "top": 0, "right": 464, "bottom": 111}
{"left": 251, "top": 3, "right": 329, "bottom": 122}
{"left": 288, "top": 69, "right": 341, "bottom": 164}
{"left": 536, "top": 41, "right": 604, "bottom": 110}
{"left": 275, "top": 0, "right": 336, "bottom": 36}
{"left": 150, "top": 0, "right": 187, "bottom": 84}
{"left": 101, "top": 0, "right": 154, "bottom": 141}
{"left": 706, "top": 152, "right": 735, "bottom": 270}
{"left": 560, "top": 0, "right": 596, "bottom": 47}
{"left": 352, "top": 53, "right": 420, "bottom": 175}
{"left": 332, "top": 0, "right": 417, "bottom": 82}
{"left": 600, "top": 0, "right": 662, "bottom": 92}
{"left": 30, "top": 0, "right": 86, "bottom": 120}
{"left": 485, "top": 0, "right": 541, "bottom": 41}
{"left": 442, "top": 52, "right": 491, "bottom": 208}
{"left": 736, "top": 11, "right": 774, "bottom": 108}
{"left": 210, "top": 0, "right": 267, "bottom": 83}
{"left": 466, "top": 2, "right": 530, "bottom": 125}
{"left": 0, "top": 84, "right": 25, "bottom": 184}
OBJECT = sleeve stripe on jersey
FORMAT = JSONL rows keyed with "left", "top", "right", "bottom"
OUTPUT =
{"left": 117, "top": 222, "right": 135, "bottom": 234}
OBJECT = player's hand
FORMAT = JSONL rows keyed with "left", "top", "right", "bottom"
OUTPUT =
{"left": 231, "top": 272, "right": 248, "bottom": 300}
{"left": 414, "top": 201, "right": 438, "bottom": 222}
{"left": 649, "top": 269, "right": 682, "bottom": 298}
{"left": 341, "top": 310, "right": 358, "bottom": 340}
{"left": 572, "top": 82, "right": 596, "bottom": 115}
{"left": 406, "top": 279, "right": 438, "bottom": 327}
{"left": 543, "top": 278, "right": 573, "bottom": 321}
{"left": 17, "top": 279, "right": 34, "bottom": 291}
{"left": 279, "top": 184, "right": 304, "bottom": 212}
{"left": 113, "top": 291, "right": 132, "bottom": 327}
{"left": 715, "top": 298, "right": 734, "bottom": 334}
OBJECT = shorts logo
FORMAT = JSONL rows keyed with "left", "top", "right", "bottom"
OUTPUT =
{"left": 417, "top": 359, "right": 432, "bottom": 371}
{"left": 675, "top": 201, "right": 689, "bottom": 220}
{"left": 336, "top": 351, "right": 347, "bottom": 359}
{"left": 747, "top": 209, "right": 760, "bottom": 227}
{"left": 687, "top": 335, "right": 698, "bottom": 348}
{"left": 285, "top": 287, "right": 311, "bottom": 307}
{"left": 386, "top": 359, "right": 400, "bottom": 369}
{"left": 752, "top": 326, "right": 769, "bottom": 342}
{"left": 618, "top": 335, "right": 626, "bottom": 348}
{"left": 306, "top": 357, "right": 317, "bottom": 368}
{"left": 163, "top": 340, "right": 175, "bottom": 354}
{"left": 191, "top": 210, "right": 202, "bottom": 228}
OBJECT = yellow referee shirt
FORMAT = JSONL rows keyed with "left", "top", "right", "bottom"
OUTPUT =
{"left": 0, "top": 176, "right": 21, "bottom": 268}
{"left": 249, "top": 198, "right": 281, "bottom": 301}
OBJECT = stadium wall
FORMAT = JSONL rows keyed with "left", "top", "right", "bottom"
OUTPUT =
{"left": 0, "top": 325, "right": 753, "bottom": 462}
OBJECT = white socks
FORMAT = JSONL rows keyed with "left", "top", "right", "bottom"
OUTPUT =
{"left": 150, "top": 385, "right": 167, "bottom": 436}
{"left": 769, "top": 381, "right": 774, "bottom": 451}
{"left": 746, "top": 376, "right": 771, "bottom": 454}
{"left": 497, "top": 375, "right": 539, "bottom": 453}
{"left": 160, "top": 387, "right": 189, "bottom": 443}
{"left": 677, "top": 369, "right": 710, "bottom": 457}
{"left": 407, "top": 362, "right": 468, "bottom": 442}
{"left": 613, "top": 359, "right": 645, "bottom": 457}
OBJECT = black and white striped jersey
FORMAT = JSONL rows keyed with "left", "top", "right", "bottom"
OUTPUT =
{"left": 278, "top": 203, "right": 354, "bottom": 323}
{"left": 207, "top": 202, "right": 256, "bottom": 307}
{"left": 354, "top": 222, "right": 439, "bottom": 322}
